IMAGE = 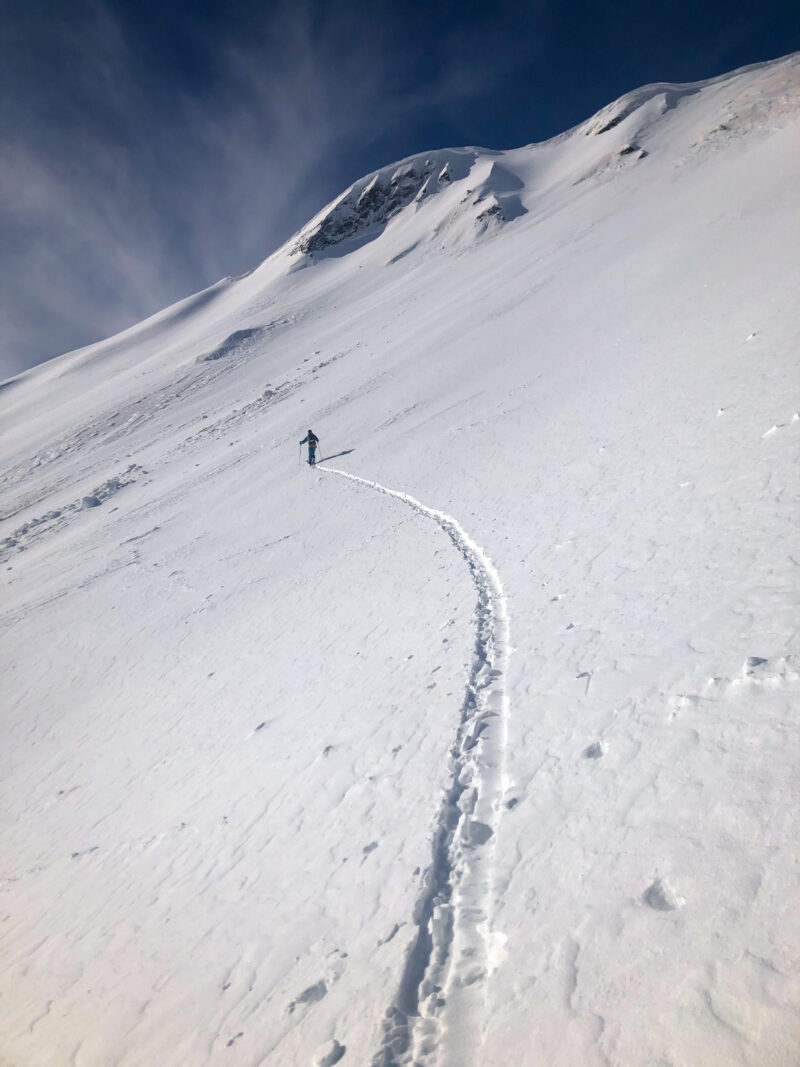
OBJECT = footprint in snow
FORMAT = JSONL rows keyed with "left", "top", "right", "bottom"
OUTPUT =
{"left": 288, "top": 980, "right": 327, "bottom": 1014}
{"left": 744, "top": 656, "right": 768, "bottom": 674}
{"left": 739, "top": 655, "right": 798, "bottom": 687}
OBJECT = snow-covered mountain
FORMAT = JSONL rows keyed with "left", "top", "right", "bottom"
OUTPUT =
{"left": 2, "top": 52, "right": 799, "bottom": 1067}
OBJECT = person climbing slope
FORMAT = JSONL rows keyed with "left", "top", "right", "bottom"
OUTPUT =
{"left": 300, "top": 429, "right": 319, "bottom": 465}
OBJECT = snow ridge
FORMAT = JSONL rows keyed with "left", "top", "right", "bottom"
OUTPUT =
{"left": 290, "top": 150, "right": 479, "bottom": 258}
{"left": 320, "top": 466, "right": 510, "bottom": 1067}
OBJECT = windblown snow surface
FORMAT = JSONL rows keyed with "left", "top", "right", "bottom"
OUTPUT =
{"left": 2, "top": 53, "right": 799, "bottom": 1067}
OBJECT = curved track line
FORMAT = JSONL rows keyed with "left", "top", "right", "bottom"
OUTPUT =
{"left": 319, "top": 466, "right": 510, "bottom": 1067}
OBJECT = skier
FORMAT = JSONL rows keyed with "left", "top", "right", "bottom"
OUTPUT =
{"left": 300, "top": 429, "right": 319, "bottom": 465}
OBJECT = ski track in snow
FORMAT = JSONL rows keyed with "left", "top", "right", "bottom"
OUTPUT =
{"left": 320, "top": 465, "right": 511, "bottom": 1067}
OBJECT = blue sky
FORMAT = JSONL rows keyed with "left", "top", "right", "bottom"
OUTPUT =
{"left": 2, "top": 0, "right": 798, "bottom": 376}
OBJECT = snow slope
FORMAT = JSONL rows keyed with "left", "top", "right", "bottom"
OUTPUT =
{"left": 2, "top": 52, "right": 799, "bottom": 1067}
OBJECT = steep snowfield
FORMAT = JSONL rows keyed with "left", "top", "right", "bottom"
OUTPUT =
{"left": 1, "top": 53, "right": 799, "bottom": 1067}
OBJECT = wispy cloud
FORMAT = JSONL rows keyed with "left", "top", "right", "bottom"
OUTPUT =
{"left": 0, "top": 0, "right": 532, "bottom": 376}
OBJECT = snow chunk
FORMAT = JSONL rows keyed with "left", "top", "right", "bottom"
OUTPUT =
{"left": 643, "top": 877, "right": 685, "bottom": 911}
{"left": 314, "top": 1039, "right": 346, "bottom": 1066}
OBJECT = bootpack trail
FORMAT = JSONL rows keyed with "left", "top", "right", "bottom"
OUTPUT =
{"left": 319, "top": 464, "right": 511, "bottom": 1067}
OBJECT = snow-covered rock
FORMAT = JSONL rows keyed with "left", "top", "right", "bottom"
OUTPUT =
{"left": 290, "top": 148, "right": 480, "bottom": 257}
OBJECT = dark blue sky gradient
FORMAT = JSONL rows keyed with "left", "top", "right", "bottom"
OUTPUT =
{"left": 2, "top": 0, "right": 798, "bottom": 374}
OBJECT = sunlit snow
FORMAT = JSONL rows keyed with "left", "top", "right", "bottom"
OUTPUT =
{"left": 2, "top": 53, "right": 799, "bottom": 1067}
